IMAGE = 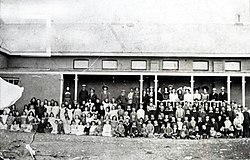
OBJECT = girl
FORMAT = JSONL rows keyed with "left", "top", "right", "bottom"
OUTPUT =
{"left": 110, "top": 97, "right": 118, "bottom": 110}
{"left": 97, "top": 105, "right": 105, "bottom": 119}
{"left": 103, "top": 98, "right": 111, "bottom": 111}
{"left": 60, "top": 103, "right": 67, "bottom": 121}
{"left": 74, "top": 115, "right": 81, "bottom": 125}
{"left": 95, "top": 120, "right": 103, "bottom": 136}
{"left": 89, "top": 121, "right": 97, "bottom": 135}
{"left": 67, "top": 104, "right": 74, "bottom": 121}
{"left": 52, "top": 101, "right": 60, "bottom": 117}
{"left": 6, "top": 112, "right": 15, "bottom": 130}
{"left": 23, "top": 105, "right": 29, "bottom": 114}
{"left": 10, "top": 120, "right": 20, "bottom": 132}
{"left": 180, "top": 125, "right": 189, "bottom": 139}
{"left": 28, "top": 105, "right": 36, "bottom": 116}
{"left": 111, "top": 116, "right": 118, "bottom": 136}
{"left": 51, "top": 120, "right": 58, "bottom": 134}
{"left": 146, "top": 120, "right": 155, "bottom": 138}
{"left": 86, "top": 99, "right": 94, "bottom": 111}
{"left": 1, "top": 110, "right": 9, "bottom": 127}
{"left": 63, "top": 114, "right": 71, "bottom": 134}
{"left": 45, "top": 101, "right": 52, "bottom": 115}
{"left": 83, "top": 122, "right": 91, "bottom": 135}
{"left": 104, "top": 107, "right": 111, "bottom": 120}
{"left": 130, "top": 121, "right": 139, "bottom": 138}
{"left": 86, "top": 113, "right": 93, "bottom": 124}
{"left": 102, "top": 120, "right": 112, "bottom": 137}
{"left": 74, "top": 105, "right": 82, "bottom": 118}
{"left": 70, "top": 121, "right": 78, "bottom": 135}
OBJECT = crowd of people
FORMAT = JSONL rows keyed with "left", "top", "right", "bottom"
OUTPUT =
{"left": 0, "top": 83, "right": 250, "bottom": 140}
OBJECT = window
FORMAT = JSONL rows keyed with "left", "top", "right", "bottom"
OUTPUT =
{"left": 102, "top": 60, "right": 118, "bottom": 70}
{"left": 3, "top": 77, "right": 20, "bottom": 85}
{"left": 193, "top": 61, "right": 209, "bottom": 71}
{"left": 150, "top": 60, "right": 159, "bottom": 71}
{"left": 74, "top": 60, "right": 89, "bottom": 69}
{"left": 225, "top": 61, "right": 241, "bottom": 71}
{"left": 162, "top": 60, "right": 179, "bottom": 70}
{"left": 131, "top": 60, "right": 147, "bottom": 70}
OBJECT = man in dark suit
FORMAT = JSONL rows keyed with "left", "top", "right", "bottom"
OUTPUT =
{"left": 218, "top": 87, "right": 228, "bottom": 102}
{"left": 79, "top": 84, "right": 88, "bottom": 106}
{"left": 210, "top": 88, "right": 218, "bottom": 101}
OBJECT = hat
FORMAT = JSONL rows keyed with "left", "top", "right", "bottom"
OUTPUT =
{"left": 221, "top": 87, "right": 225, "bottom": 90}
{"left": 212, "top": 88, "right": 217, "bottom": 91}
{"left": 168, "top": 84, "right": 173, "bottom": 88}
{"left": 90, "top": 88, "right": 95, "bottom": 92}
{"left": 121, "top": 89, "right": 126, "bottom": 92}
{"left": 102, "top": 85, "right": 108, "bottom": 90}
{"left": 82, "top": 84, "right": 86, "bottom": 87}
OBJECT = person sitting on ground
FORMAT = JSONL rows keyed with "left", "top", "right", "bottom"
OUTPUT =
{"left": 130, "top": 121, "right": 139, "bottom": 138}
{"left": 146, "top": 120, "right": 155, "bottom": 138}
{"left": 83, "top": 122, "right": 91, "bottom": 135}
{"left": 102, "top": 120, "right": 112, "bottom": 137}
{"left": 164, "top": 122, "right": 173, "bottom": 138}
{"left": 114, "top": 120, "right": 125, "bottom": 137}
{"left": 10, "top": 120, "right": 20, "bottom": 132}
{"left": 94, "top": 120, "right": 103, "bottom": 136}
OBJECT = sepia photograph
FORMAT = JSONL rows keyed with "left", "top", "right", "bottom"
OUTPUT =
{"left": 0, "top": 0, "right": 250, "bottom": 159}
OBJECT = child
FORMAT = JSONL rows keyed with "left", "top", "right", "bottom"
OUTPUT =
{"left": 44, "top": 122, "right": 52, "bottom": 133}
{"left": 45, "top": 101, "right": 52, "bottom": 115}
{"left": 74, "top": 105, "right": 82, "bottom": 118}
{"left": 10, "top": 120, "right": 20, "bottom": 132}
{"left": 57, "top": 120, "right": 65, "bottom": 134}
{"left": 63, "top": 115, "right": 71, "bottom": 134}
{"left": 52, "top": 101, "right": 60, "bottom": 117}
{"left": 140, "top": 123, "right": 148, "bottom": 137}
{"left": 224, "top": 116, "right": 232, "bottom": 137}
{"left": 202, "top": 125, "right": 209, "bottom": 139}
{"left": 164, "top": 122, "right": 173, "bottom": 138}
{"left": 75, "top": 121, "right": 84, "bottom": 136}
{"left": 37, "top": 119, "right": 46, "bottom": 133}
{"left": 117, "top": 105, "right": 125, "bottom": 118}
{"left": 234, "top": 114, "right": 243, "bottom": 138}
{"left": 94, "top": 120, "right": 103, "bottom": 136}
{"left": 111, "top": 116, "right": 118, "bottom": 136}
{"left": 130, "top": 121, "right": 139, "bottom": 138}
{"left": 67, "top": 104, "right": 74, "bottom": 121}
{"left": 180, "top": 125, "right": 189, "bottom": 139}
{"left": 51, "top": 120, "right": 58, "bottom": 134}
{"left": 210, "top": 126, "right": 217, "bottom": 138}
{"left": 89, "top": 121, "right": 97, "bottom": 136}
{"left": 74, "top": 115, "right": 81, "bottom": 125}
{"left": 228, "top": 125, "right": 235, "bottom": 138}
{"left": 172, "top": 124, "right": 178, "bottom": 139}
{"left": 146, "top": 120, "right": 155, "bottom": 138}
{"left": 70, "top": 121, "right": 78, "bottom": 135}
{"left": 0, "top": 110, "right": 8, "bottom": 127}
{"left": 6, "top": 112, "right": 15, "bottom": 130}
{"left": 123, "top": 118, "right": 131, "bottom": 137}
{"left": 195, "top": 126, "right": 201, "bottom": 139}
{"left": 114, "top": 121, "right": 125, "bottom": 137}
{"left": 177, "top": 118, "right": 183, "bottom": 134}
{"left": 159, "top": 123, "right": 166, "bottom": 138}
{"left": 102, "top": 120, "right": 112, "bottom": 137}
{"left": 153, "top": 120, "right": 160, "bottom": 136}
{"left": 190, "top": 116, "right": 196, "bottom": 130}
{"left": 83, "top": 122, "right": 91, "bottom": 135}
{"left": 86, "top": 113, "right": 93, "bottom": 124}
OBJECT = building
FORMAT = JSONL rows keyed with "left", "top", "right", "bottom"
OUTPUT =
{"left": 1, "top": 0, "right": 250, "bottom": 110}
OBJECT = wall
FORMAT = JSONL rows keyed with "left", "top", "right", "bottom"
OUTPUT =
{"left": 0, "top": 52, "right": 8, "bottom": 68}
{"left": 8, "top": 56, "right": 250, "bottom": 73}
{"left": 0, "top": 74, "right": 61, "bottom": 112}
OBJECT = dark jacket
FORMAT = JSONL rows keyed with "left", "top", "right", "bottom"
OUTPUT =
{"left": 218, "top": 92, "right": 228, "bottom": 101}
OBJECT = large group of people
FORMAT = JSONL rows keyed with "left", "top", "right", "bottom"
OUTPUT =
{"left": 0, "top": 83, "right": 249, "bottom": 140}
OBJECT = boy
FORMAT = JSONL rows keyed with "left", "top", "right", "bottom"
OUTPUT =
{"left": 146, "top": 120, "right": 155, "bottom": 138}
{"left": 164, "top": 122, "right": 173, "bottom": 138}
{"left": 114, "top": 121, "right": 125, "bottom": 137}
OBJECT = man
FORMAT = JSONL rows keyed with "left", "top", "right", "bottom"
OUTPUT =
{"left": 116, "top": 90, "right": 128, "bottom": 110}
{"left": 100, "top": 85, "right": 110, "bottom": 102}
{"left": 218, "top": 87, "right": 228, "bottom": 102}
{"left": 209, "top": 88, "right": 218, "bottom": 101}
{"left": 88, "top": 88, "right": 98, "bottom": 102}
{"left": 78, "top": 84, "right": 88, "bottom": 105}
{"left": 243, "top": 107, "right": 250, "bottom": 138}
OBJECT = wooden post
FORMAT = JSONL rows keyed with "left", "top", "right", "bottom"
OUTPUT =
{"left": 139, "top": 75, "right": 143, "bottom": 104}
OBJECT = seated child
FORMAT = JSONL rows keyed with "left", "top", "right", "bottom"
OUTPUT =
{"left": 228, "top": 125, "right": 235, "bottom": 138}
{"left": 114, "top": 121, "right": 125, "bottom": 137}
{"left": 6, "top": 112, "right": 15, "bottom": 130}
{"left": 10, "top": 120, "right": 20, "bottom": 132}
{"left": 180, "top": 125, "right": 189, "bottom": 139}
{"left": 89, "top": 121, "right": 97, "bottom": 135}
{"left": 63, "top": 116, "right": 71, "bottom": 134}
{"left": 51, "top": 101, "right": 60, "bottom": 117}
{"left": 76, "top": 121, "right": 85, "bottom": 136}
{"left": 130, "top": 121, "right": 139, "bottom": 138}
{"left": 195, "top": 126, "right": 201, "bottom": 139}
{"left": 202, "top": 125, "right": 209, "bottom": 139}
{"left": 159, "top": 123, "right": 166, "bottom": 138}
{"left": 83, "top": 122, "right": 91, "bottom": 135}
{"left": 177, "top": 118, "right": 183, "bottom": 135}
{"left": 153, "top": 120, "right": 160, "bottom": 137}
{"left": 37, "top": 119, "right": 46, "bottom": 133}
{"left": 51, "top": 120, "right": 59, "bottom": 134}
{"left": 146, "top": 120, "right": 155, "bottom": 138}
{"left": 210, "top": 126, "right": 217, "bottom": 138}
{"left": 70, "top": 121, "right": 78, "bottom": 135}
{"left": 172, "top": 124, "right": 178, "bottom": 139}
{"left": 164, "top": 122, "right": 173, "bottom": 138}
{"left": 140, "top": 123, "right": 148, "bottom": 138}
{"left": 57, "top": 120, "right": 65, "bottom": 134}
{"left": 94, "top": 120, "right": 103, "bottom": 136}
{"left": 102, "top": 120, "right": 112, "bottom": 137}
{"left": 44, "top": 122, "right": 53, "bottom": 133}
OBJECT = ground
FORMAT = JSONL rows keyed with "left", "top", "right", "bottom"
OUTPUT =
{"left": 0, "top": 130, "right": 250, "bottom": 160}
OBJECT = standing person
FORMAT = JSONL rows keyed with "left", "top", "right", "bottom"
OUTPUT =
{"left": 79, "top": 84, "right": 89, "bottom": 106}
{"left": 210, "top": 88, "right": 218, "bottom": 101}
{"left": 127, "top": 88, "right": 134, "bottom": 107}
{"left": 100, "top": 85, "right": 110, "bottom": 102}
{"left": 89, "top": 88, "right": 98, "bottom": 103}
{"left": 64, "top": 87, "right": 72, "bottom": 104}
{"left": 157, "top": 88, "right": 163, "bottom": 102}
{"left": 201, "top": 86, "right": 209, "bottom": 101}
{"left": 132, "top": 87, "right": 140, "bottom": 110}
{"left": 218, "top": 87, "right": 228, "bottom": 102}
{"left": 243, "top": 107, "right": 250, "bottom": 138}
{"left": 116, "top": 90, "right": 128, "bottom": 110}
{"left": 193, "top": 88, "right": 201, "bottom": 101}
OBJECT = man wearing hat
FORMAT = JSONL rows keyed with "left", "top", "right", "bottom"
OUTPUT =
{"left": 89, "top": 88, "right": 98, "bottom": 102}
{"left": 116, "top": 90, "right": 128, "bottom": 110}
{"left": 209, "top": 88, "right": 218, "bottom": 101}
{"left": 101, "top": 85, "right": 110, "bottom": 102}
{"left": 218, "top": 87, "right": 228, "bottom": 102}
{"left": 79, "top": 84, "right": 88, "bottom": 105}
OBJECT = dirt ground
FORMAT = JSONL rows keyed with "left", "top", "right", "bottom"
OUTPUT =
{"left": 1, "top": 130, "right": 250, "bottom": 160}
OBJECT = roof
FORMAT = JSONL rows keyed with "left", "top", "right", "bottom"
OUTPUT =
{"left": 1, "top": 23, "right": 250, "bottom": 57}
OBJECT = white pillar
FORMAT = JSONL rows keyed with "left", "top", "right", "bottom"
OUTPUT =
{"left": 242, "top": 76, "right": 246, "bottom": 107}
{"left": 59, "top": 74, "right": 64, "bottom": 107}
{"left": 74, "top": 74, "right": 78, "bottom": 103}
{"left": 190, "top": 75, "right": 194, "bottom": 103}
{"left": 227, "top": 76, "right": 231, "bottom": 104}
{"left": 154, "top": 75, "right": 158, "bottom": 104}
{"left": 139, "top": 75, "right": 143, "bottom": 104}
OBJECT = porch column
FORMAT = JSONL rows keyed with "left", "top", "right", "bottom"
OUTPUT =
{"left": 190, "top": 75, "right": 194, "bottom": 103}
{"left": 139, "top": 75, "right": 144, "bottom": 104}
{"left": 227, "top": 76, "right": 231, "bottom": 104}
{"left": 59, "top": 74, "right": 64, "bottom": 106}
{"left": 154, "top": 75, "right": 158, "bottom": 104}
{"left": 242, "top": 76, "right": 246, "bottom": 107}
{"left": 74, "top": 74, "right": 78, "bottom": 103}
